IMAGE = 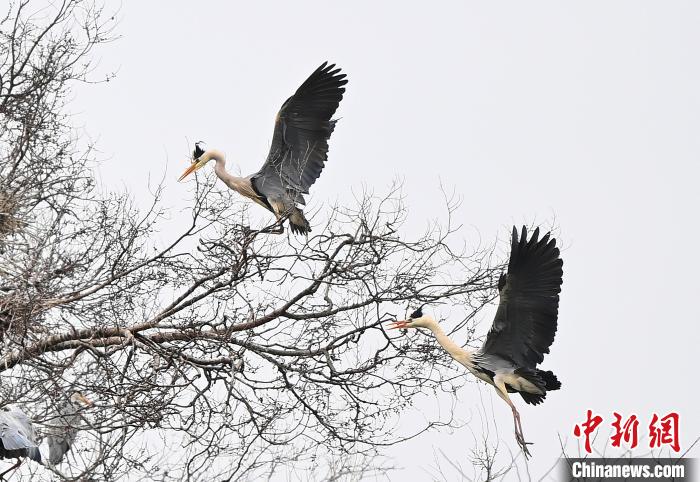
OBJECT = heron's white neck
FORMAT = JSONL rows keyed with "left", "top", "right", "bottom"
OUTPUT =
{"left": 203, "top": 149, "right": 248, "bottom": 193}
{"left": 424, "top": 322, "right": 475, "bottom": 368}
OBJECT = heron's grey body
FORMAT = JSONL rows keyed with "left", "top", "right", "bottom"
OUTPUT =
{"left": 0, "top": 406, "right": 41, "bottom": 463}
{"left": 45, "top": 399, "right": 81, "bottom": 465}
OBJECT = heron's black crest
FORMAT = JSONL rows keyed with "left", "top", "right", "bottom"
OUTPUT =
{"left": 409, "top": 307, "right": 423, "bottom": 319}
{"left": 193, "top": 142, "right": 205, "bottom": 160}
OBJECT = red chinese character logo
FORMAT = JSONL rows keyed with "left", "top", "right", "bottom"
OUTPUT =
{"left": 611, "top": 412, "right": 639, "bottom": 449}
{"left": 574, "top": 409, "right": 603, "bottom": 453}
{"left": 649, "top": 412, "right": 680, "bottom": 452}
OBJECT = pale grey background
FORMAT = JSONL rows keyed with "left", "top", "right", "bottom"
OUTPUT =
{"left": 71, "top": 1, "right": 699, "bottom": 478}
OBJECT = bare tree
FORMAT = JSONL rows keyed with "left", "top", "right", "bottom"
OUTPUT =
{"left": 1, "top": 0, "right": 115, "bottom": 339}
{"left": 0, "top": 1, "right": 503, "bottom": 480}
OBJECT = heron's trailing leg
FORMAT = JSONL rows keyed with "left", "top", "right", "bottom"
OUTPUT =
{"left": 494, "top": 378, "right": 532, "bottom": 458}
{"left": 511, "top": 405, "right": 531, "bottom": 458}
{"left": 0, "top": 459, "right": 22, "bottom": 480}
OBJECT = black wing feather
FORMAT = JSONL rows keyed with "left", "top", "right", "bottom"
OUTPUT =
{"left": 253, "top": 62, "right": 347, "bottom": 203}
{"left": 481, "top": 226, "right": 563, "bottom": 368}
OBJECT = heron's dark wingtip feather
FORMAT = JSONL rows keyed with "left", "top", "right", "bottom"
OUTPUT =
{"left": 517, "top": 369, "right": 560, "bottom": 405}
{"left": 520, "top": 391, "right": 546, "bottom": 405}
{"left": 288, "top": 208, "right": 311, "bottom": 235}
{"left": 540, "top": 369, "right": 561, "bottom": 390}
{"left": 289, "top": 223, "right": 310, "bottom": 235}
{"left": 289, "top": 225, "right": 311, "bottom": 235}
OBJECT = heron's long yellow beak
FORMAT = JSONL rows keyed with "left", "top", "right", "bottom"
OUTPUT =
{"left": 76, "top": 393, "right": 94, "bottom": 407}
{"left": 178, "top": 160, "right": 204, "bottom": 182}
{"left": 386, "top": 320, "right": 409, "bottom": 330}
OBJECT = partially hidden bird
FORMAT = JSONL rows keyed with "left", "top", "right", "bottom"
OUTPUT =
{"left": 0, "top": 406, "right": 42, "bottom": 467}
{"left": 44, "top": 392, "right": 93, "bottom": 466}
{"left": 178, "top": 62, "right": 348, "bottom": 235}
{"left": 387, "top": 226, "right": 564, "bottom": 457}
{"left": 0, "top": 392, "right": 92, "bottom": 477}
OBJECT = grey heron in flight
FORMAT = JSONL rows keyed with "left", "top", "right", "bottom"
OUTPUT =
{"left": 0, "top": 392, "right": 92, "bottom": 476}
{"left": 178, "top": 62, "right": 348, "bottom": 235}
{"left": 388, "top": 226, "right": 563, "bottom": 457}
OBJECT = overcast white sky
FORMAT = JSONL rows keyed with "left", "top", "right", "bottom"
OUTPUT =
{"left": 71, "top": 1, "right": 700, "bottom": 479}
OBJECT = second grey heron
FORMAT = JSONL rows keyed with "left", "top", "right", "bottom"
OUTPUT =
{"left": 178, "top": 61, "right": 348, "bottom": 235}
{"left": 44, "top": 392, "right": 93, "bottom": 466}
{"left": 388, "top": 226, "right": 564, "bottom": 457}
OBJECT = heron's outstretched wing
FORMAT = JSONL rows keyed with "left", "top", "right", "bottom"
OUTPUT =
{"left": 252, "top": 62, "right": 347, "bottom": 203}
{"left": 480, "top": 226, "right": 563, "bottom": 368}
{"left": 0, "top": 408, "right": 42, "bottom": 462}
